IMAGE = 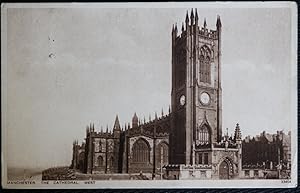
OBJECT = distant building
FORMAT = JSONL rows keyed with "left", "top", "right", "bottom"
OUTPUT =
{"left": 242, "top": 131, "right": 291, "bottom": 178}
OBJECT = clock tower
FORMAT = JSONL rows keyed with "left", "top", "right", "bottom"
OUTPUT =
{"left": 170, "top": 9, "right": 222, "bottom": 165}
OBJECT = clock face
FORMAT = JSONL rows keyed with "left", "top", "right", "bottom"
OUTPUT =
{"left": 180, "top": 95, "right": 186, "bottom": 106}
{"left": 200, "top": 92, "right": 210, "bottom": 105}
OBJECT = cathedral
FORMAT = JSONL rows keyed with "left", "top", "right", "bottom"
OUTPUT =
{"left": 71, "top": 9, "right": 243, "bottom": 180}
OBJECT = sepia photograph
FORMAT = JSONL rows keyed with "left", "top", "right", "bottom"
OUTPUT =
{"left": 1, "top": 2, "right": 297, "bottom": 189}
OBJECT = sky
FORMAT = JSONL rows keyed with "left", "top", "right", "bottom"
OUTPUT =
{"left": 3, "top": 3, "right": 297, "bottom": 169}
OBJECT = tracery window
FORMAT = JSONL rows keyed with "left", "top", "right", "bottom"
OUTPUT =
{"left": 199, "top": 46, "right": 211, "bottom": 83}
{"left": 132, "top": 138, "right": 150, "bottom": 163}
{"left": 204, "top": 56, "right": 211, "bottom": 83}
{"left": 197, "top": 124, "right": 211, "bottom": 144}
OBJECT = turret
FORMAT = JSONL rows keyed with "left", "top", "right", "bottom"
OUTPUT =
{"left": 132, "top": 112, "right": 138, "bottom": 128}
{"left": 185, "top": 10, "right": 189, "bottom": 25}
{"left": 190, "top": 8, "right": 194, "bottom": 25}
{"left": 234, "top": 123, "right": 242, "bottom": 177}
{"left": 234, "top": 123, "right": 242, "bottom": 144}
{"left": 216, "top": 15, "right": 222, "bottom": 30}
{"left": 174, "top": 23, "right": 178, "bottom": 36}
{"left": 172, "top": 24, "right": 176, "bottom": 40}
{"left": 113, "top": 115, "right": 121, "bottom": 131}
{"left": 195, "top": 8, "right": 199, "bottom": 26}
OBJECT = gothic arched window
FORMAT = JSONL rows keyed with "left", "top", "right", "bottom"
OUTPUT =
{"left": 157, "top": 142, "right": 169, "bottom": 167}
{"left": 199, "top": 46, "right": 211, "bottom": 83}
{"left": 132, "top": 138, "right": 150, "bottom": 163}
{"left": 97, "top": 155, "right": 104, "bottom": 166}
{"left": 205, "top": 56, "right": 211, "bottom": 83}
{"left": 197, "top": 124, "right": 211, "bottom": 144}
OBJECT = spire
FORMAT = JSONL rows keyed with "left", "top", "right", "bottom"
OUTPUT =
{"left": 113, "top": 115, "right": 121, "bottom": 131}
{"left": 106, "top": 125, "right": 108, "bottom": 133}
{"left": 174, "top": 23, "right": 178, "bottom": 34}
{"left": 195, "top": 8, "right": 198, "bottom": 21}
{"left": 181, "top": 22, "right": 184, "bottom": 32}
{"left": 216, "top": 15, "right": 222, "bottom": 28}
{"left": 155, "top": 112, "right": 158, "bottom": 120}
{"left": 204, "top": 18, "right": 207, "bottom": 28}
{"left": 190, "top": 8, "right": 194, "bottom": 24}
{"left": 161, "top": 108, "right": 164, "bottom": 117}
{"left": 132, "top": 112, "right": 138, "bottom": 128}
{"left": 92, "top": 123, "right": 95, "bottom": 132}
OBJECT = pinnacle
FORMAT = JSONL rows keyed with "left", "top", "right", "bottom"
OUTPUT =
{"left": 113, "top": 114, "right": 121, "bottom": 130}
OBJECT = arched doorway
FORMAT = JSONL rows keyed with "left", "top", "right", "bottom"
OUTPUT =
{"left": 219, "top": 160, "right": 229, "bottom": 179}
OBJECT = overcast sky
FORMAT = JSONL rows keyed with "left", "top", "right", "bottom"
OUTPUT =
{"left": 3, "top": 3, "right": 296, "bottom": 169}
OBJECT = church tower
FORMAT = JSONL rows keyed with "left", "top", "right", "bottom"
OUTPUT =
{"left": 170, "top": 9, "right": 222, "bottom": 165}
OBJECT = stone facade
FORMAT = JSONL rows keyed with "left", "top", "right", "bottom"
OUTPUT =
{"left": 164, "top": 9, "right": 242, "bottom": 180}
{"left": 71, "top": 113, "right": 169, "bottom": 175}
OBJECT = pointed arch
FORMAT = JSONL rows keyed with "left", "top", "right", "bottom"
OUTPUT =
{"left": 218, "top": 157, "right": 234, "bottom": 179}
{"left": 197, "top": 118, "right": 212, "bottom": 144}
{"left": 132, "top": 138, "right": 150, "bottom": 163}
{"left": 199, "top": 45, "right": 211, "bottom": 83}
